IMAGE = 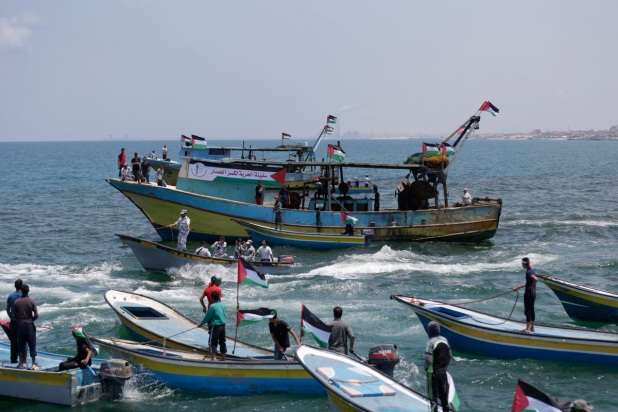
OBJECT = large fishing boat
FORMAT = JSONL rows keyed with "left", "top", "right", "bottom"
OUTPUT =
{"left": 107, "top": 103, "right": 503, "bottom": 242}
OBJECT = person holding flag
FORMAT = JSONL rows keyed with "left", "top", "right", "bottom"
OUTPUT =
{"left": 269, "top": 311, "right": 300, "bottom": 360}
{"left": 327, "top": 306, "right": 355, "bottom": 355}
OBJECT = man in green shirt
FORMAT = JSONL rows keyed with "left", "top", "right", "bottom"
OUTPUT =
{"left": 200, "top": 291, "right": 226, "bottom": 361}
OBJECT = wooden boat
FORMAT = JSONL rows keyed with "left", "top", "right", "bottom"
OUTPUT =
{"left": 0, "top": 342, "right": 132, "bottom": 406}
{"left": 106, "top": 105, "right": 503, "bottom": 243}
{"left": 91, "top": 337, "right": 323, "bottom": 396}
{"left": 117, "top": 233, "right": 293, "bottom": 276}
{"left": 104, "top": 289, "right": 273, "bottom": 358}
{"left": 232, "top": 218, "right": 371, "bottom": 249}
{"left": 295, "top": 344, "right": 439, "bottom": 412}
{"left": 538, "top": 275, "right": 618, "bottom": 322}
{"left": 391, "top": 294, "right": 618, "bottom": 366}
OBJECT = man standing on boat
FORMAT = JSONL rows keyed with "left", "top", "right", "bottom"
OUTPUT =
{"left": 14, "top": 284, "right": 39, "bottom": 370}
{"left": 5, "top": 279, "right": 22, "bottom": 363}
{"left": 162, "top": 145, "right": 168, "bottom": 160}
{"left": 167, "top": 210, "right": 191, "bottom": 252}
{"left": 273, "top": 195, "right": 283, "bottom": 230}
{"left": 327, "top": 306, "right": 355, "bottom": 355}
{"left": 255, "top": 181, "right": 263, "bottom": 205}
{"left": 155, "top": 165, "right": 165, "bottom": 187}
{"left": 200, "top": 290, "right": 227, "bottom": 361}
{"left": 461, "top": 188, "right": 472, "bottom": 205}
{"left": 269, "top": 311, "right": 300, "bottom": 360}
{"left": 117, "top": 148, "right": 126, "bottom": 178}
{"left": 514, "top": 257, "right": 538, "bottom": 333}
{"left": 425, "top": 321, "right": 452, "bottom": 412}
{"left": 256, "top": 240, "right": 274, "bottom": 262}
{"left": 131, "top": 152, "right": 141, "bottom": 183}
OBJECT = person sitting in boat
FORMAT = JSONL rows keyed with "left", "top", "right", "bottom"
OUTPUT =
{"left": 149, "top": 150, "right": 157, "bottom": 159}
{"left": 120, "top": 164, "right": 131, "bottom": 181}
{"left": 58, "top": 326, "right": 95, "bottom": 371}
{"left": 233, "top": 239, "right": 244, "bottom": 258}
{"left": 211, "top": 236, "right": 227, "bottom": 258}
{"left": 241, "top": 240, "right": 256, "bottom": 261}
{"left": 354, "top": 177, "right": 359, "bottom": 187}
{"left": 195, "top": 241, "right": 211, "bottom": 257}
{"left": 256, "top": 240, "right": 274, "bottom": 262}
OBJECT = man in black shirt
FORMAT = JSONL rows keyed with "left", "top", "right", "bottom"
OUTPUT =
{"left": 268, "top": 312, "right": 300, "bottom": 360}
{"left": 425, "top": 321, "right": 452, "bottom": 412}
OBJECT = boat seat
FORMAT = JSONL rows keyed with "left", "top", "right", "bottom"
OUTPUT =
{"left": 316, "top": 366, "right": 396, "bottom": 397}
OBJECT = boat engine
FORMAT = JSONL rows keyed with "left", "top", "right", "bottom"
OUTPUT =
{"left": 99, "top": 359, "right": 133, "bottom": 399}
{"left": 367, "top": 344, "right": 401, "bottom": 378}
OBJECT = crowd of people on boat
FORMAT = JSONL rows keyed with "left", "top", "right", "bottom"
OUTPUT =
{"left": 117, "top": 147, "right": 167, "bottom": 186}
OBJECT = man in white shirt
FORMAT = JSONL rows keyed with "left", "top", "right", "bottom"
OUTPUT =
{"left": 256, "top": 240, "right": 274, "bottom": 262}
{"left": 168, "top": 210, "right": 191, "bottom": 252}
{"left": 212, "top": 236, "right": 228, "bottom": 258}
{"left": 195, "top": 241, "right": 211, "bottom": 257}
{"left": 461, "top": 188, "right": 472, "bottom": 206}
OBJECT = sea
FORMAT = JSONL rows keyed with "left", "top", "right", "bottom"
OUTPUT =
{"left": 1, "top": 137, "right": 618, "bottom": 411}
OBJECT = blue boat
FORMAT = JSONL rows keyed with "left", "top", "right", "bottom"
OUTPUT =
{"left": 0, "top": 341, "right": 132, "bottom": 406}
{"left": 92, "top": 337, "right": 323, "bottom": 396}
{"left": 391, "top": 294, "right": 618, "bottom": 366}
{"left": 295, "top": 344, "right": 442, "bottom": 412}
{"left": 233, "top": 218, "right": 370, "bottom": 249}
{"left": 539, "top": 275, "right": 618, "bottom": 323}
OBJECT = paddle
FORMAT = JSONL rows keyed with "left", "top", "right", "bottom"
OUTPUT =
{"left": 86, "top": 364, "right": 98, "bottom": 378}
{"left": 350, "top": 350, "right": 367, "bottom": 363}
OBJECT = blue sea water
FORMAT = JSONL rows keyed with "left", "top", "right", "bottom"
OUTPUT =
{"left": 1, "top": 137, "right": 618, "bottom": 411}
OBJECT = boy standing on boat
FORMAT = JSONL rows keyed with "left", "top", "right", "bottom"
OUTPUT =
{"left": 200, "top": 290, "right": 226, "bottom": 361}
{"left": 269, "top": 312, "right": 300, "bottom": 360}
{"left": 514, "top": 257, "right": 538, "bottom": 333}
{"left": 327, "top": 306, "right": 355, "bottom": 355}
{"left": 425, "top": 321, "right": 452, "bottom": 412}
{"left": 117, "top": 148, "right": 126, "bottom": 178}
{"left": 167, "top": 210, "right": 191, "bottom": 252}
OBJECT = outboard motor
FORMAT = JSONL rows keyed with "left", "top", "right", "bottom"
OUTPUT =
{"left": 367, "top": 344, "right": 401, "bottom": 378}
{"left": 99, "top": 359, "right": 133, "bottom": 399}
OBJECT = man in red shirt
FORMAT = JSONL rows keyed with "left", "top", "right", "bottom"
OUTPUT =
{"left": 200, "top": 275, "right": 223, "bottom": 313}
{"left": 117, "top": 148, "right": 126, "bottom": 178}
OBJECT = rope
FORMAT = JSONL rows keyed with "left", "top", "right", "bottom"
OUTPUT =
{"left": 448, "top": 288, "right": 522, "bottom": 326}
{"left": 136, "top": 325, "right": 200, "bottom": 346}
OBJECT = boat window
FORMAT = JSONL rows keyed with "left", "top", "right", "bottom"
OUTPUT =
{"left": 428, "top": 306, "right": 469, "bottom": 319}
{"left": 121, "top": 306, "right": 168, "bottom": 319}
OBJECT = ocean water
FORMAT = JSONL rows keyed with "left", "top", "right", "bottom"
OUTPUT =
{"left": 1, "top": 137, "right": 618, "bottom": 411}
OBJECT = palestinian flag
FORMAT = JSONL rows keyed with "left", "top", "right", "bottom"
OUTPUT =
{"left": 479, "top": 101, "right": 500, "bottom": 116}
{"left": 511, "top": 379, "right": 571, "bottom": 412}
{"left": 238, "top": 258, "right": 268, "bottom": 288}
{"left": 301, "top": 305, "right": 331, "bottom": 348}
{"left": 324, "top": 125, "right": 334, "bottom": 135}
{"left": 181, "top": 134, "right": 192, "bottom": 147}
{"left": 237, "top": 307, "right": 276, "bottom": 327}
{"left": 327, "top": 144, "right": 345, "bottom": 161}
{"left": 191, "top": 134, "right": 208, "bottom": 150}
{"left": 422, "top": 142, "right": 440, "bottom": 156}
{"left": 442, "top": 142, "right": 456, "bottom": 156}
{"left": 0, "top": 320, "right": 9, "bottom": 339}
{"left": 282, "top": 133, "right": 291, "bottom": 140}
{"left": 327, "top": 114, "right": 337, "bottom": 124}
{"left": 341, "top": 211, "right": 358, "bottom": 225}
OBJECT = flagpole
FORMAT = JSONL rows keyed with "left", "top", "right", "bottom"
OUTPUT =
{"left": 233, "top": 258, "right": 241, "bottom": 354}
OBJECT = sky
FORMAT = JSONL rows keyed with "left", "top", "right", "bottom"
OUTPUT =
{"left": 2, "top": 1, "right": 618, "bottom": 141}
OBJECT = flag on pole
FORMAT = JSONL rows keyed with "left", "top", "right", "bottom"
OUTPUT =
{"left": 237, "top": 307, "right": 276, "bottom": 327}
{"left": 301, "top": 305, "right": 331, "bottom": 348}
{"left": 191, "top": 134, "right": 207, "bottom": 149}
{"left": 324, "top": 125, "right": 334, "bottom": 135}
{"left": 441, "top": 142, "right": 456, "bottom": 156}
{"left": 511, "top": 379, "right": 571, "bottom": 412}
{"left": 327, "top": 144, "right": 345, "bottom": 161}
{"left": 341, "top": 211, "right": 358, "bottom": 225}
{"left": 238, "top": 258, "right": 268, "bottom": 288}
{"left": 422, "top": 142, "right": 441, "bottom": 156}
{"left": 327, "top": 115, "right": 337, "bottom": 124}
{"left": 181, "top": 135, "right": 192, "bottom": 147}
{"left": 479, "top": 101, "right": 500, "bottom": 116}
{"left": 282, "top": 133, "right": 291, "bottom": 140}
